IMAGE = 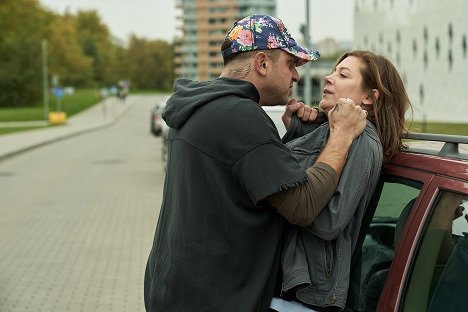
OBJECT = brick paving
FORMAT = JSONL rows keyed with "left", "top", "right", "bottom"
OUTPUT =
{"left": 0, "top": 95, "right": 167, "bottom": 312}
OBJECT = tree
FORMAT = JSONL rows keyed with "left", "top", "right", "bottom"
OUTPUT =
{"left": 0, "top": 1, "right": 174, "bottom": 108}
{"left": 127, "top": 35, "right": 174, "bottom": 90}
{"left": 47, "top": 13, "right": 93, "bottom": 86}
{"left": 75, "top": 10, "right": 117, "bottom": 85}
{"left": 0, "top": 0, "right": 46, "bottom": 107}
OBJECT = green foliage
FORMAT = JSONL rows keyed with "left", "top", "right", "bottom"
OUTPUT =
{"left": 0, "top": 0, "right": 47, "bottom": 107}
{"left": 47, "top": 14, "right": 93, "bottom": 86}
{"left": 127, "top": 36, "right": 175, "bottom": 90}
{"left": 74, "top": 10, "right": 125, "bottom": 86}
{"left": 0, "top": 1, "right": 175, "bottom": 108}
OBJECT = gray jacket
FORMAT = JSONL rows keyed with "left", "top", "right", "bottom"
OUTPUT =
{"left": 280, "top": 117, "right": 383, "bottom": 311}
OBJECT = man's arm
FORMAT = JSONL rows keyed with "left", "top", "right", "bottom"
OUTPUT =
{"left": 316, "top": 98, "right": 368, "bottom": 178}
{"left": 268, "top": 98, "right": 367, "bottom": 226}
{"left": 267, "top": 163, "right": 338, "bottom": 226}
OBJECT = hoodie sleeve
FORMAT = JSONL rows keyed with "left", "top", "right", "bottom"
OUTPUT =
{"left": 230, "top": 104, "right": 309, "bottom": 205}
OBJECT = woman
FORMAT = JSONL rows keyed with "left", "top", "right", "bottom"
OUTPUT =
{"left": 270, "top": 50, "right": 411, "bottom": 312}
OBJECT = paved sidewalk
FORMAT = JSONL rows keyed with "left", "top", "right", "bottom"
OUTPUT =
{"left": 0, "top": 97, "right": 133, "bottom": 162}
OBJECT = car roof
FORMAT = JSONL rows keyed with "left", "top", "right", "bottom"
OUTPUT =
{"left": 389, "top": 133, "right": 468, "bottom": 180}
{"left": 262, "top": 105, "right": 287, "bottom": 137}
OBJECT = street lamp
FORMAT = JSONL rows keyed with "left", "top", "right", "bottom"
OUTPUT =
{"left": 42, "top": 39, "right": 49, "bottom": 120}
{"left": 303, "top": 0, "right": 311, "bottom": 105}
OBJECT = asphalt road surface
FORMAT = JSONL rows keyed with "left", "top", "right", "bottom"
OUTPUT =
{"left": 0, "top": 95, "right": 167, "bottom": 312}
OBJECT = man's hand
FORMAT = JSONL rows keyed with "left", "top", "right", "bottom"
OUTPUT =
{"left": 315, "top": 98, "right": 367, "bottom": 179}
{"left": 282, "top": 98, "right": 319, "bottom": 129}
{"left": 328, "top": 98, "right": 367, "bottom": 142}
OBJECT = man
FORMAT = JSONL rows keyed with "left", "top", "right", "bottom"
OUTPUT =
{"left": 144, "top": 14, "right": 367, "bottom": 312}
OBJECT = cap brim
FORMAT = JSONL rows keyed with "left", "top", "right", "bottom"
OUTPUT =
{"left": 282, "top": 44, "right": 320, "bottom": 66}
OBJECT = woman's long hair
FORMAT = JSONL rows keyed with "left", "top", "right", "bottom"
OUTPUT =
{"left": 335, "top": 51, "right": 412, "bottom": 164}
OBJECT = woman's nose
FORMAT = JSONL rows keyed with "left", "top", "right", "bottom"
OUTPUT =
{"left": 324, "top": 74, "right": 332, "bottom": 84}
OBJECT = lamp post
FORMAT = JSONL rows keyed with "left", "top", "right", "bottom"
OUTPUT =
{"left": 42, "top": 39, "right": 49, "bottom": 120}
{"left": 303, "top": 0, "right": 311, "bottom": 105}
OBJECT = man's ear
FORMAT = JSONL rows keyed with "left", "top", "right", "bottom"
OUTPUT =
{"left": 254, "top": 52, "right": 268, "bottom": 76}
{"left": 362, "top": 89, "right": 379, "bottom": 105}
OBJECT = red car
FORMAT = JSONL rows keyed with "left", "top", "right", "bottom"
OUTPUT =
{"left": 354, "top": 133, "right": 468, "bottom": 312}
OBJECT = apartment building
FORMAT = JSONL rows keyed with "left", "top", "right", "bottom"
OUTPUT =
{"left": 174, "top": 0, "right": 275, "bottom": 81}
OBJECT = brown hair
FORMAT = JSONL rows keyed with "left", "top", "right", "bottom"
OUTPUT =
{"left": 335, "top": 50, "right": 411, "bottom": 164}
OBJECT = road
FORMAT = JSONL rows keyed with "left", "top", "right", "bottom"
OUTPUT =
{"left": 0, "top": 95, "right": 166, "bottom": 311}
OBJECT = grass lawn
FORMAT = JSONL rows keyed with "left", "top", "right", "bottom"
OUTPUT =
{"left": 406, "top": 121, "right": 468, "bottom": 136}
{"left": 0, "top": 88, "right": 164, "bottom": 136}
{"left": 0, "top": 88, "right": 99, "bottom": 122}
{"left": 0, "top": 126, "right": 48, "bottom": 135}
{"left": 0, "top": 88, "right": 101, "bottom": 136}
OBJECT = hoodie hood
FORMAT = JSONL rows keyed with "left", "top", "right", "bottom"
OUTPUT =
{"left": 162, "top": 78, "right": 260, "bottom": 129}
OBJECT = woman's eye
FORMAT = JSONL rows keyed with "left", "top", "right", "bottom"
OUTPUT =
{"left": 340, "top": 73, "right": 347, "bottom": 78}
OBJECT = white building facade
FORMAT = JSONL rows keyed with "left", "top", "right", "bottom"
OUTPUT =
{"left": 354, "top": 0, "right": 468, "bottom": 123}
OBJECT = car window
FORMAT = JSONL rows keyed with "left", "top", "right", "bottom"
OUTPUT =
{"left": 353, "top": 175, "right": 422, "bottom": 312}
{"left": 402, "top": 191, "right": 468, "bottom": 311}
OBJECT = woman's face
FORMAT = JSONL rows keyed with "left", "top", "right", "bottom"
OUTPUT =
{"left": 319, "top": 56, "right": 369, "bottom": 114}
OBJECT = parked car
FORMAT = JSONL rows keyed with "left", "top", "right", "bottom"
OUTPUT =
{"left": 262, "top": 105, "right": 287, "bottom": 137}
{"left": 352, "top": 133, "right": 468, "bottom": 312}
{"left": 150, "top": 97, "right": 169, "bottom": 136}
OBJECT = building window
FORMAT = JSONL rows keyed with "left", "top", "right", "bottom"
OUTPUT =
{"left": 387, "top": 42, "right": 392, "bottom": 54}
{"left": 448, "top": 23, "right": 453, "bottom": 43}
{"left": 423, "top": 27, "right": 428, "bottom": 44}
{"left": 413, "top": 39, "right": 418, "bottom": 58}
{"left": 423, "top": 51, "right": 428, "bottom": 70}
{"left": 463, "top": 35, "right": 467, "bottom": 58}
{"left": 435, "top": 38, "right": 440, "bottom": 58}
{"left": 419, "top": 84, "right": 424, "bottom": 104}
{"left": 396, "top": 30, "right": 401, "bottom": 45}
{"left": 448, "top": 49, "right": 453, "bottom": 70}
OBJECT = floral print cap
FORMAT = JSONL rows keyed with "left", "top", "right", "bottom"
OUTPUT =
{"left": 222, "top": 14, "right": 320, "bottom": 66}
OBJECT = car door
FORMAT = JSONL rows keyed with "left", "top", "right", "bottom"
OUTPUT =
{"left": 360, "top": 164, "right": 468, "bottom": 311}
{"left": 389, "top": 177, "right": 468, "bottom": 311}
{"left": 351, "top": 166, "right": 430, "bottom": 312}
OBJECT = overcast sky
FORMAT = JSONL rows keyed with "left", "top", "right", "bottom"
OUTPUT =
{"left": 39, "top": 0, "right": 354, "bottom": 44}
